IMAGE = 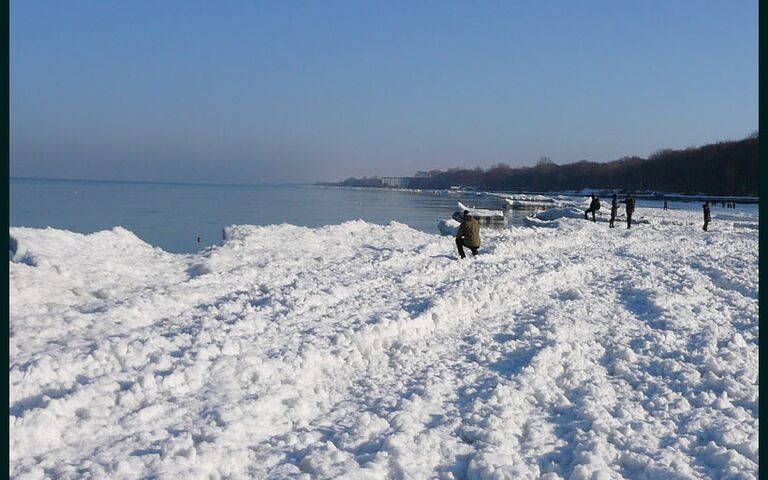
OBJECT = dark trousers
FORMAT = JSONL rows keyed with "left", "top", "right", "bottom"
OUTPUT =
{"left": 585, "top": 208, "right": 597, "bottom": 222}
{"left": 703, "top": 220, "right": 709, "bottom": 231}
{"left": 626, "top": 212, "right": 633, "bottom": 228}
{"left": 609, "top": 210, "right": 617, "bottom": 228}
{"left": 456, "top": 238, "right": 479, "bottom": 258}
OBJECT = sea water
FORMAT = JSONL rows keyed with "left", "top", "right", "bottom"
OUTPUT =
{"left": 12, "top": 178, "right": 751, "bottom": 254}
{"left": 10, "top": 178, "right": 538, "bottom": 253}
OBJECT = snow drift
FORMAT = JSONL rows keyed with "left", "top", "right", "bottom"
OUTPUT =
{"left": 533, "top": 207, "right": 586, "bottom": 221}
{"left": 9, "top": 207, "right": 759, "bottom": 479}
{"left": 500, "top": 194, "right": 569, "bottom": 209}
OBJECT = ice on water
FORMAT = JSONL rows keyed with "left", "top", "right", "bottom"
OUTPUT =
{"left": 9, "top": 205, "right": 758, "bottom": 479}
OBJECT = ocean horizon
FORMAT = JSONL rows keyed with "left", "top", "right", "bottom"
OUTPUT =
{"left": 10, "top": 176, "right": 537, "bottom": 254}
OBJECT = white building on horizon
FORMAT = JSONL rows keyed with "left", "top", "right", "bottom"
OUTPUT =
{"left": 381, "top": 176, "right": 412, "bottom": 188}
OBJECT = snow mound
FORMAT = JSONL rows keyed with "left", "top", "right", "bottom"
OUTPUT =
{"left": 502, "top": 194, "right": 568, "bottom": 209}
{"left": 438, "top": 218, "right": 460, "bottom": 236}
{"left": 523, "top": 216, "right": 559, "bottom": 228}
{"left": 458, "top": 201, "right": 504, "bottom": 217}
{"left": 534, "top": 207, "right": 586, "bottom": 221}
{"left": 9, "top": 208, "right": 759, "bottom": 478}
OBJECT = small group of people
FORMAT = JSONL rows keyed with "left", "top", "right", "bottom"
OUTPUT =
{"left": 717, "top": 201, "right": 737, "bottom": 209}
{"left": 456, "top": 192, "right": 720, "bottom": 259}
{"left": 585, "top": 193, "right": 635, "bottom": 229}
{"left": 588, "top": 193, "right": 717, "bottom": 232}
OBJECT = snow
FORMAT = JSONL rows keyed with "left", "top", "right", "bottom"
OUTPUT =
{"left": 532, "top": 207, "right": 586, "bottom": 221}
{"left": 522, "top": 216, "right": 560, "bottom": 228}
{"left": 9, "top": 205, "right": 759, "bottom": 479}
{"left": 457, "top": 202, "right": 504, "bottom": 218}
{"left": 497, "top": 194, "right": 571, "bottom": 209}
{"left": 438, "top": 219, "right": 461, "bottom": 236}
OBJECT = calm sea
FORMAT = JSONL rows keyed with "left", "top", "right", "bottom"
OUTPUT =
{"left": 10, "top": 178, "right": 536, "bottom": 253}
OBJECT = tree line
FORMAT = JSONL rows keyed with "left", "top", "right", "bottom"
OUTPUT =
{"left": 319, "top": 134, "right": 758, "bottom": 196}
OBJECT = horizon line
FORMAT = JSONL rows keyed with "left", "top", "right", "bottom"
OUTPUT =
{"left": 9, "top": 176, "right": 312, "bottom": 188}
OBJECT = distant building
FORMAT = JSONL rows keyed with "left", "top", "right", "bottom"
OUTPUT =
{"left": 381, "top": 177, "right": 412, "bottom": 188}
{"left": 414, "top": 171, "right": 431, "bottom": 178}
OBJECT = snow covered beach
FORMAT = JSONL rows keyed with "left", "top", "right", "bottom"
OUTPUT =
{"left": 9, "top": 206, "right": 758, "bottom": 479}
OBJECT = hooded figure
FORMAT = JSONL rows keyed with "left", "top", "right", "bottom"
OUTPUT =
{"left": 609, "top": 193, "right": 619, "bottom": 228}
{"left": 456, "top": 210, "right": 480, "bottom": 258}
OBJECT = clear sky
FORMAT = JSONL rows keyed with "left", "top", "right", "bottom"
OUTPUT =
{"left": 11, "top": 1, "right": 758, "bottom": 184}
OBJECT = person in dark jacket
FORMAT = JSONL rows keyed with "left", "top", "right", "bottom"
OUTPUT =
{"left": 609, "top": 193, "right": 619, "bottom": 228}
{"left": 584, "top": 194, "right": 601, "bottom": 222}
{"left": 456, "top": 210, "right": 481, "bottom": 258}
{"left": 663, "top": 196, "right": 668, "bottom": 211}
{"left": 703, "top": 201, "right": 711, "bottom": 231}
{"left": 625, "top": 194, "right": 636, "bottom": 229}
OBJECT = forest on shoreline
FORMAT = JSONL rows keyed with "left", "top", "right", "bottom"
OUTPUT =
{"left": 320, "top": 134, "right": 758, "bottom": 196}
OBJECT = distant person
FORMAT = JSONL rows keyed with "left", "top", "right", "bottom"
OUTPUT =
{"left": 609, "top": 193, "right": 619, "bottom": 228}
{"left": 703, "top": 201, "right": 711, "bottom": 231}
{"left": 456, "top": 210, "right": 481, "bottom": 259}
{"left": 584, "top": 194, "right": 601, "bottom": 222}
{"left": 663, "top": 197, "right": 668, "bottom": 211}
{"left": 625, "top": 194, "right": 636, "bottom": 229}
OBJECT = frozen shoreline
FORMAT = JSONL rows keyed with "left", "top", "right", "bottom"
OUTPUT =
{"left": 316, "top": 185, "right": 759, "bottom": 203}
{"left": 9, "top": 206, "right": 759, "bottom": 479}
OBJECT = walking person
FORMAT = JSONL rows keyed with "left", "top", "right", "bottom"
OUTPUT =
{"left": 584, "top": 194, "right": 601, "bottom": 222}
{"left": 609, "top": 193, "right": 619, "bottom": 228}
{"left": 703, "top": 201, "right": 711, "bottom": 231}
{"left": 625, "top": 194, "right": 636, "bottom": 229}
{"left": 455, "top": 210, "right": 480, "bottom": 259}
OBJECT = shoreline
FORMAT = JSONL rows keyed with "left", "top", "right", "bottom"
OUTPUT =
{"left": 313, "top": 184, "right": 760, "bottom": 203}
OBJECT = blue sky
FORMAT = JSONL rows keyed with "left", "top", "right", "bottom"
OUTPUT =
{"left": 11, "top": 1, "right": 757, "bottom": 183}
